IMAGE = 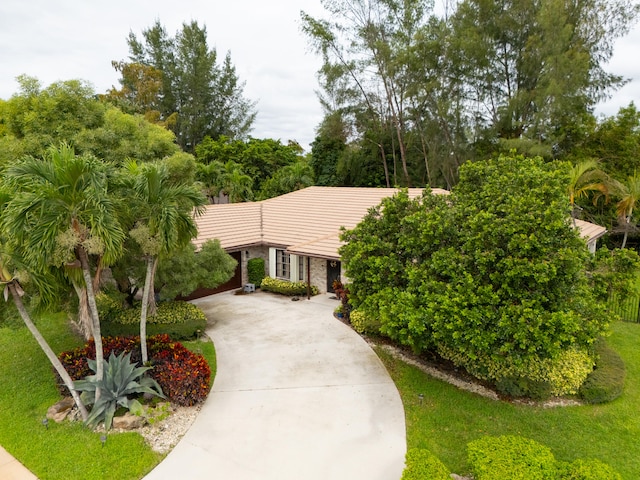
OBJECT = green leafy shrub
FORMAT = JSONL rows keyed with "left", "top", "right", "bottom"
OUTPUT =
{"left": 467, "top": 435, "right": 558, "bottom": 480}
{"left": 558, "top": 458, "right": 623, "bottom": 480}
{"left": 74, "top": 351, "right": 164, "bottom": 430}
{"left": 58, "top": 334, "right": 211, "bottom": 405}
{"left": 101, "top": 301, "right": 206, "bottom": 340}
{"left": 579, "top": 339, "right": 626, "bottom": 404}
{"left": 260, "top": 276, "right": 319, "bottom": 296}
{"left": 349, "top": 309, "right": 380, "bottom": 334}
{"left": 401, "top": 448, "right": 450, "bottom": 480}
{"left": 247, "top": 257, "right": 265, "bottom": 287}
{"left": 95, "top": 290, "right": 126, "bottom": 323}
{"left": 439, "top": 345, "right": 593, "bottom": 399}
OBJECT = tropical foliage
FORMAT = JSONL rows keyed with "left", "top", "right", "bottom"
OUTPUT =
{"left": 74, "top": 351, "right": 164, "bottom": 430}
{"left": 341, "top": 154, "right": 608, "bottom": 396}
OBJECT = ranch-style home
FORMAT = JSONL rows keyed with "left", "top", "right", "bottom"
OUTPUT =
{"left": 186, "top": 186, "right": 607, "bottom": 299}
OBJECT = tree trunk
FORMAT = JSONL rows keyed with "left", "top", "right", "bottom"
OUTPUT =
{"left": 76, "top": 246, "right": 104, "bottom": 396}
{"left": 622, "top": 216, "right": 630, "bottom": 249}
{"left": 72, "top": 283, "right": 92, "bottom": 340}
{"left": 8, "top": 282, "right": 89, "bottom": 421}
{"left": 140, "top": 256, "right": 156, "bottom": 364}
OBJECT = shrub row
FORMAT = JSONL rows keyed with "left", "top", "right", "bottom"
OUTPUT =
{"left": 99, "top": 298, "right": 207, "bottom": 340}
{"left": 57, "top": 334, "right": 211, "bottom": 406}
{"left": 466, "top": 435, "right": 621, "bottom": 480}
{"left": 579, "top": 339, "right": 626, "bottom": 404}
{"left": 260, "top": 276, "right": 319, "bottom": 296}
{"left": 437, "top": 344, "right": 594, "bottom": 399}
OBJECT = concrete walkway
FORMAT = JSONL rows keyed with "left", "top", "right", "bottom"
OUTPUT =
{"left": 144, "top": 291, "right": 406, "bottom": 480}
{"left": 0, "top": 446, "right": 37, "bottom": 480}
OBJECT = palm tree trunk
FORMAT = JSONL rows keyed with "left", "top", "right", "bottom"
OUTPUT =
{"left": 622, "top": 216, "right": 630, "bottom": 249}
{"left": 8, "top": 282, "right": 89, "bottom": 421}
{"left": 140, "top": 256, "right": 156, "bottom": 364}
{"left": 72, "top": 283, "right": 92, "bottom": 340}
{"left": 76, "top": 246, "right": 104, "bottom": 393}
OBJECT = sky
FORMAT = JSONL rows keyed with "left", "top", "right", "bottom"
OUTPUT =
{"left": 0, "top": 0, "right": 639, "bottom": 153}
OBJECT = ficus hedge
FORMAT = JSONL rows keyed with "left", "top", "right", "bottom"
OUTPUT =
{"left": 340, "top": 155, "right": 610, "bottom": 396}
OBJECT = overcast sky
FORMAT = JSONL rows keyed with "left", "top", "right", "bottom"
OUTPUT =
{"left": 0, "top": 1, "right": 638, "bottom": 152}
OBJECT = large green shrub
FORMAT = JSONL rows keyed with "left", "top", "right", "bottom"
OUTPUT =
{"left": 467, "top": 436, "right": 622, "bottom": 480}
{"left": 579, "top": 339, "right": 626, "bottom": 404}
{"left": 340, "top": 156, "right": 609, "bottom": 393}
{"left": 401, "top": 448, "right": 450, "bottom": 480}
{"left": 467, "top": 435, "right": 558, "bottom": 480}
{"left": 101, "top": 301, "right": 206, "bottom": 340}
{"left": 247, "top": 257, "right": 265, "bottom": 287}
{"left": 260, "top": 276, "right": 319, "bottom": 296}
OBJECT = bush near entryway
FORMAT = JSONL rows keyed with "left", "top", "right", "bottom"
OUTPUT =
{"left": 247, "top": 257, "right": 266, "bottom": 287}
{"left": 57, "top": 334, "right": 211, "bottom": 405}
{"left": 260, "top": 276, "right": 319, "bottom": 296}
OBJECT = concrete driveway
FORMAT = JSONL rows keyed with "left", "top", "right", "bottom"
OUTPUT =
{"left": 144, "top": 291, "right": 406, "bottom": 480}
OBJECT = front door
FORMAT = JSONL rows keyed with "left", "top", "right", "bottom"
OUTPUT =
{"left": 326, "top": 260, "right": 341, "bottom": 293}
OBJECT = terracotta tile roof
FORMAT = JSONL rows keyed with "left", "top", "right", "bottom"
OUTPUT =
{"left": 574, "top": 218, "right": 607, "bottom": 242}
{"left": 192, "top": 186, "right": 606, "bottom": 258}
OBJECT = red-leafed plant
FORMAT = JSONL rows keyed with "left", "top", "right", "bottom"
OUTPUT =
{"left": 57, "top": 334, "right": 211, "bottom": 406}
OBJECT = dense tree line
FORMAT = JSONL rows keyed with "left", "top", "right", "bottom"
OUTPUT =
{"left": 303, "top": 0, "right": 640, "bottom": 189}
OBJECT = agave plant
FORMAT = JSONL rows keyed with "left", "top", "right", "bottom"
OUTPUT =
{"left": 75, "top": 351, "right": 165, "bottom": 430}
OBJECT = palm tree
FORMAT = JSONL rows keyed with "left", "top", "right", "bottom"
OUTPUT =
{"left": 567, "top": 159, "right": 609, "bottom": 222}
{"left": 221, "top": 161, "right": 253, "bottom": 203}
{"left": 611, "top": 174, "right": 640, "bottom": 248}
{"left": 124, "top": 161, "right": 205, "bottom": 363}
{"left": 0, "top": 186, "right": 89, "bottom": 420}
{"left": 278, "top": 161, "right": 314, "bottom": 192}
{"left": 195, "top": 161, "right": 224, "bottom": 203}
{"left": 2, "top": 143, "right": 125, "bottom": 388}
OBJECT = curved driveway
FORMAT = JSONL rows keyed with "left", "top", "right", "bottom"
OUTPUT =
{"left": 144, "top": 291, "right": 406, "bottom": 480}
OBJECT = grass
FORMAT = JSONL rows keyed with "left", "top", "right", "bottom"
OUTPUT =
{"left": 377, "top": 320, "right": 640, "bottom": 480}
{"left": 0, "top": 311, "right": 216, "bottom": 480}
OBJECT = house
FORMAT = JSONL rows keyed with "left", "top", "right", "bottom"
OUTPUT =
{"left": 189, "top": 186, "right": 606, "bottom": 298}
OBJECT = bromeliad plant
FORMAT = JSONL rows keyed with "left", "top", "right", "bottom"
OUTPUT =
{"left": 74, "top": 351, "right": 165, "bottom": 430}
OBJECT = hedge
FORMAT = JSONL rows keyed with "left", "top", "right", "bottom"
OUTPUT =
{"left": 578, "top": 339, "right": 626, "bottom": 404}
{"left": 101, "top": 301, "right": 207, "bottom": 340}
{"left": 260, "top": 276, "right": 319, "bottom": 296}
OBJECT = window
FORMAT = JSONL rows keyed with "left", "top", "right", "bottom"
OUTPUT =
{"left": 298, "top": 256, "right": 306, "bottom": 282}
{"left": 275, "top": 249, "right": 290, "bottom": 279}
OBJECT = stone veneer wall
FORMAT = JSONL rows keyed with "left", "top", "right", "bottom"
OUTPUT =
{"left": 309, "top": 257, "right": 328, "bottom": 293}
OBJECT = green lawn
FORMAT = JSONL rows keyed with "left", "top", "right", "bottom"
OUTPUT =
{"left": 0, "top": 312, "right": 215, "bottom": 480}
{"left": 378, "top": 321, "right": 640, "bottom": 479}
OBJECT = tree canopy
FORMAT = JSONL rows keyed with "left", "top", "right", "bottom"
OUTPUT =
{"left": 303, "top": 0, "right": 640, "bottom": 187}
{"left": 123, "top": 20, "right": 257, "bottom": 151}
